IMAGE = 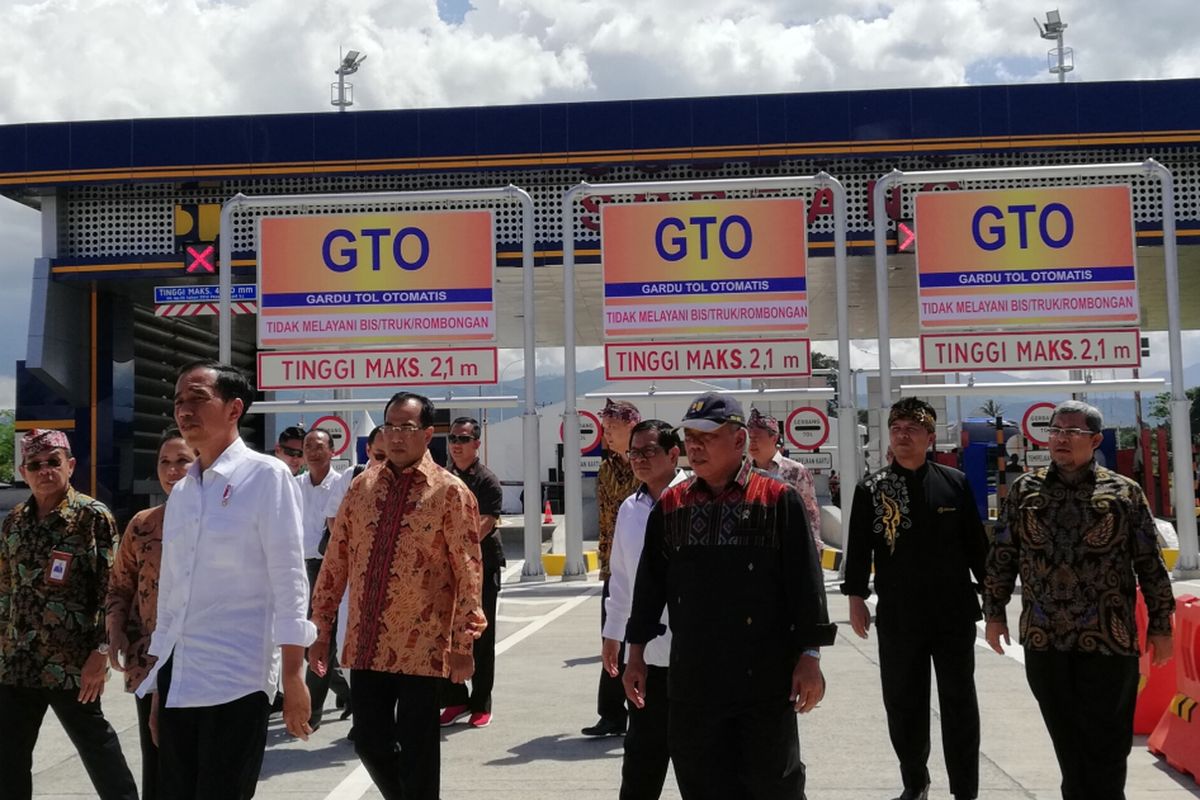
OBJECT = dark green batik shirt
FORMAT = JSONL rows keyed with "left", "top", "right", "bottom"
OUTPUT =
{"left": 0, "top": 487, "right": 117, "bottom": 689}
{"left": 984, "top": 460, "right": 1175, "bottom": 656}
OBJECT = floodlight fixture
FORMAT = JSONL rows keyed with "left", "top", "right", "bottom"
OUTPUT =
{"left": 1033, "top": 10, "right": 1073, "bottom": 83}
{"left": 332, "top": 47, "right": 367, "bottom": 112}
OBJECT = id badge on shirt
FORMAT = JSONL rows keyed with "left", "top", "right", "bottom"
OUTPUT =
{"left": 46, "top": 549, "right": 73, "bottom": 585}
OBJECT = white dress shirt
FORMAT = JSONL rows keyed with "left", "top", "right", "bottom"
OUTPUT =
{"left": 297, "top": 466, "right": 343, "bottom": 559}
{"left": 139, "top": 437, "right": 317, "bottom": 707}
{"left": 603, "top": 470, "right": 688, "bottom": 668}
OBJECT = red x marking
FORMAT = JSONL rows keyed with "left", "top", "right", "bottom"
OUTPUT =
{"left": 186, "top": 245, "right": 215, "bottom": 273}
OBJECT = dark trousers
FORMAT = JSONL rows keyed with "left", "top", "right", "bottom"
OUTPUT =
{"left": 0, "top": 684, "right": 138, "bottom": 800}
{"left": 440, "top": 557, "right": 500, "bottom": 713}
{"left": 670, "top": 698, "right": 805, "bottom": 800}
{"left": 156, "top": 656, "right": 270, "bottom": 800}
{"left": 877, "top": 622, "right": 980, "bottom": 799}
{"left": 351, "top": 670, "right": 440, "bottom": 800}
{"left": 306, "top": 558, "right": 351, "bottom": 725}
{"left": 1025, "top": 649, "right": 1139, "bottom": 800}
{"left": 134, "top": 692, "right": 159, "bottom": 800}
{"left": 598, "top": 577, "right": 628, "bottom": 725}
{"left": 620, "top": 665, "right": 672, "bottom": 800}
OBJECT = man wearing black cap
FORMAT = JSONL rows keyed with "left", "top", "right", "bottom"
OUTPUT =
{"left": 841, "top": 397, "right": 988, "bottom": 800}
{"left": 625, "top": 392, "right": 835, "bottom": 800}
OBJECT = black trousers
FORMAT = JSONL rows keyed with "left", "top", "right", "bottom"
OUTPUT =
{"left": 351, "top": 670, "right": 440, "bottom": 800}
{"left": 597, "top": 577, "right": 628, "bottom": 725}
{"left": 134, "top": 692, "right": 159, "bottom": 800}
{"left": 670, "top": 698, "right": 805, "bottom": 800}
{"left": 1025, "top": 649, "right": 1139, "bottom": 800}
{"left": 620, "top": 665, "right": 672, "bottom": 800}
{"left": 439, "top": 554, "right": 500, "bottom": 714}
{"left": 876, "top": 622, "right": 980, "bottom": 799}
{"left": 0, "top": 683, "right": 138, "bottom": 800}
{"left": 306, "top": 558, "right": 351, "bottom": 726}
{"left": 156, "top": 656, "right": 271, "bottom": 800}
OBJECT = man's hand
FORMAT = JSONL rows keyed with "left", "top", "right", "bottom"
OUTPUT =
{"left": 78, "top": 650, "right": 109, "bottom": 704}
{"left": 149, "top": 692, "right": 159, "bottom": 747}
{"left": 107, "top": 631, "right": 129, "bottom": 672}
{"left": 308, "top": 638, "right": 330, "bottom": 678}
{"left": 848, "top": 596, "right": 871, "bottom": 639}
{"left": 282, "top": 675, "right": 312, "bottom": 741}
{"left": 448, "top": 652, "right": 475, "bottom": 684}
{"left": 985, "top": 621, "right": 1010, "bottom": 655}
{"left": 623, "top": 646, "right": 648, "bottom": 709}
{"left": 790, "top": 654, "right": 824, "bottom": 714}
{"left": 1148, "top": 633, "right": 1174, "bottom": 667}
{"left": 601, "top": 638, "right": 621, "bottom": 678}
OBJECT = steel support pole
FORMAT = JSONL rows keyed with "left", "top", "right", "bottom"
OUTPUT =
{"left": 561, "top": 184, "right": 588, "bottom": 580}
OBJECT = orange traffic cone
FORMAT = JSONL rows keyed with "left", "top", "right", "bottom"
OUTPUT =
{"left": 543, "top": 500, "right": 554, "bottom": 524}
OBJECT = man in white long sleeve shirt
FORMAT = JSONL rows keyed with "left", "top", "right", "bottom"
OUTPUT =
{"left": 138, "top": 361, "right": 316, "bottom": 800}
{"left": 604, "top": 420, "right": 687, "bottom": 800}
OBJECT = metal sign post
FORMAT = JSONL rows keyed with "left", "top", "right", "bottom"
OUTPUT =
{"left": 872, "top": 160, "right": 1198, "bottom": 576}
{"left": 563, "top": 174, "right": 854, "bottom": 580}
{"left": 218, "top": 186, "right": 546, "bottom": 580}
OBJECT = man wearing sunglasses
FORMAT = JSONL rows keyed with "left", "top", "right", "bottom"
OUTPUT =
{"left": 842, "top": 397, "right": 988, "bottom": 800}
{"left": 438, "top": 417, "right": 504, "bottom": 729}
{"left": 0, "top": 429, "right": 138, "bottom": 799}
{"left": 275, "top": 426, "right": 307, "bottom": 477}
{"left": 985, "top": 400, "right": 1175, "bottom": 800}
{"left": 310, "top": 393, "right": 484, "bottom": 800}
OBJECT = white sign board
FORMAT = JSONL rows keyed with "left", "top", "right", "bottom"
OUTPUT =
{"left": 785, "top": 406, "right": 830, "bottom": 451}
{"left": 605, "top": 338, "right": 811, "bottom": 381}
{"left": 920, "top": 329, "right": 1140, "bottom": 372}
{"left": 312, "top": 415, "right": 351, "bottom": 457}
{"left": 1025, "top": 450, "right": 1052, "bottom": 468}
{"left": 794, "top": 452, "right": 833, "bottom": 471}
{"left": 257, "top": 347, "right": 498, "bottom": 390}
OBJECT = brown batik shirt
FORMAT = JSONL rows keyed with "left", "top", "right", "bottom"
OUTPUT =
{"left": 105, "top": 504, "right": 163, "bottom": 692}
{"left": 0, "top": 488, "right": 117, "bottom": 690}
{"left": 312, "top": 450, "right": 486, "bottom": 678}
{"left": 596, "top": 453, "right": 639, "bottom": 580}
{"left": 984, "top": 460, "right": 1175, "bottom": 656}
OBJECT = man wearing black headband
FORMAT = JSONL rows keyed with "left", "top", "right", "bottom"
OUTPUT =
{"left": 841, "top": 397, "right": 988, "bottom": 800}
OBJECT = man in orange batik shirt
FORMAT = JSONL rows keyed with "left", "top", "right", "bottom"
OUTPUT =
{"left": 310, "top": 391, "right": 485, "bottom": 800}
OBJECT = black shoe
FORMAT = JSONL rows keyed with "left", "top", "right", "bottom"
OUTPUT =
{"left": 346, "top": 726, "right": 356, "bottom": 743}
{"left": 580, "top": 718, "right": 626, "bottom": 737}
{"left": 892, "top": 786, "right": 929, "bottom": 800}
{"left": 339, "top": 707, "right": 353, "bottom": 721}
{"left": 335, "top": 694, "right": 348, "bottom": 710}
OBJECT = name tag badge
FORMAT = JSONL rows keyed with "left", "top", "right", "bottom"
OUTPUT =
{"left": 46, "top": 550, "right": 73, "bottom": 585}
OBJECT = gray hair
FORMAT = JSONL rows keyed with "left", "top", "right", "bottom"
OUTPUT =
{"left": 1051, "top": 400, "right": 1103, "bottom": 433}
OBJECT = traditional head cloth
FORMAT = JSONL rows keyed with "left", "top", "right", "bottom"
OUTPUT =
{"left": 20, "top": 429, "right": 72, "bottom": 461}
{"left": 599, "top": 398, "right": 641, "bottom": 424}
{"left": 746, "top": 408, "right": 780, "bottom": 434}
{"left": 888, "top": 397, "right": 937, "bottom": 434}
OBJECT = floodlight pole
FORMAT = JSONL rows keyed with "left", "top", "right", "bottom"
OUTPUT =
{"left": 563, "top": 174, "right": 855, "bottom": 580}
{"left": 219, "top": 186, "right": 546, "bottom": 579}
{"left": 872, "top": 159, "right": 1198, "bottom": 576}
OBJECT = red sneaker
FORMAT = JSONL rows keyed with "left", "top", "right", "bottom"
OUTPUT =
{"left": 469, "top": 711, "right": 492, "bottom": 728}
{"left": 439, "top": 705, "right": 470, "bottom": 726}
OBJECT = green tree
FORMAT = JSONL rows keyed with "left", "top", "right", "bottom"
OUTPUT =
{"left": 1149, "top": 388, "right": 1200, "bottom": 439}
{"left": 976, "top": 399, "right": 1004, "bottom": 419}
{"left": 812, "top": 352, "right": 840, "bottom": 418}
{"left": 0, "top": 409, "right": 13, "bottom": 484}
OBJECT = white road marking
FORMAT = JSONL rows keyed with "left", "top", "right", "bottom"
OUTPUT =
{"left": 321, "top": 582, "right": 600, "bottom": 800}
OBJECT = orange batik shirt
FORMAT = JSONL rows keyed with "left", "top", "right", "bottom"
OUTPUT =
{"left": 312, "top": 450, "right": 486, "bottom": 678}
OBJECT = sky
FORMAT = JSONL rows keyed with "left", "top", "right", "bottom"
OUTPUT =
{"left": 1, "top": 0, "right": 1199, "bottom": 407}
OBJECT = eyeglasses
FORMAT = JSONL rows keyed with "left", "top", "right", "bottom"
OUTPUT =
{"left": 626, "top": 445, "right": 664, "bottom": 461}
{"left": 380, "top": 423, "right": 425, "bottom": 436}
{"left": 24, "top": 457, "right": 64, "bottom": 472}
{"left": 447, "top": 434, "right": 478, "bottom": 444}
{"left": 1046, "top": 426, "right": 1095, "bottom": 439}
{"left": 277, "top": 445, "right": 303, "bottom": 458}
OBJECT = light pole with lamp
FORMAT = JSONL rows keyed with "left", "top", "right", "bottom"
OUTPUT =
{"left": 331, "top": 48, "right": 367, "bottom": 111}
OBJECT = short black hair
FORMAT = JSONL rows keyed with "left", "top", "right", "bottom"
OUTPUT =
{"left": 177, "top": 360, "right": 254, "bottom": 421}
{"left": 278, "top": 425, "right": 307, "bottom": 444}
{"left": 158, "top": 427, "right": 184, "bottom": 453}
{"left": 451, "top": 416, "right": 481, "bottom": 439}
{"left": 630, "top": 419, "right": 681, "bottom": 452}
{"left": 366, "top": 425, "right": 384, "bottom": 446}
{"left": 304, "top": 428, "right": 333, "bottom": 447}
{"left": 384, "top": 392, "right": 435, "bottom": 428}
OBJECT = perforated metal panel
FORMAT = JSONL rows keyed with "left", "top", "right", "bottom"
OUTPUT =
{"left": 62, "top": 146, "right": 1199, "bottom": 258}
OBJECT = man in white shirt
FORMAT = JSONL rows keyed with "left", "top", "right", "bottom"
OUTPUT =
{"left": 605, "top": 420, "right": 687, "bottom": 800}
{"left": 139, "top": 360, "right": 316, "bottom": 800}
{"left": 298, "top": 428, "right": 350, "bottom": 730}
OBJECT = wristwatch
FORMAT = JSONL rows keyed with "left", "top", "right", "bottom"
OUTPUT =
{"left": 96, "top": 643, "right": 110, "bottom": 655}
{"left": 801, "top": 648, "right": 821, "bottom": 660}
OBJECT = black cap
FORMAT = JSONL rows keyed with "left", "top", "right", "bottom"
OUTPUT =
{"left": 679, "top": 392, "right": 746, "bottom": 432}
